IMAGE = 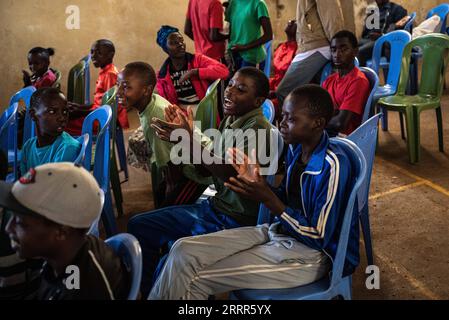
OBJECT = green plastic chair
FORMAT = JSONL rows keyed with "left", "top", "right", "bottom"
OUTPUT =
{"left": 102, "top": 86, "right": 125, "bottom": 217}
{"left": 195, "top": 79, "right": 220, "bottom": 132}
{"left": 50, "top": 68, "right": 62, "bottom": 90}
{"left": 67, "top": 61, "right": 86, "bottom": 104}
{"left": 378, "top": 33, "right": 449, "bottom": 163}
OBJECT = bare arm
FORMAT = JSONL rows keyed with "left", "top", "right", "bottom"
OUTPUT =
{"left": 184, "top": 18, "right": 194, "bottom": 40}
{"left": 326, "top": 110, "right": 355, "bottom": 135}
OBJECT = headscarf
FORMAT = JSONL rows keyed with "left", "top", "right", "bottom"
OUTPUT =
{"left": 156, "top": 25, "right": 179, "bottom": 53}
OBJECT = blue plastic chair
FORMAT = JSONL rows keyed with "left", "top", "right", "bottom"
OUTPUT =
{"left": 369, "top": 30, "right": 411, "bottom": 132}
{"left": 105, "top": 233, "right": 142, "bottom": 300}
{"left": 8, "top": 86, "right": 36, "bottom": 145}
{"left": 0, "top": 103, "right": 19, "bottom": 182}
{"left": 261, "top": 99, "right": 275, "bottom": 124}
{"left": 359, "top": 67, "right": 380, "bottom": 123}
{"left": 320, "top": 58, "right": 359, "bottom": 85}
{"left": 231, "top": 138, "right": 367, "bottom": 300}
{"left": 404, "top": 12, "right": 417, "bottom": 33}
{"left": 81, "top": 105, "right": 118, "bottom": 237}
{"left": 74, "top": 133, "right": 90, "bottom": 165}
{"left": 347, "top": 114, "right": 381, "bottom": 266}
{"left": 263, "top": 41, "right": 272, "bottom": 78}
{"left": 427, "top": 4, "right": 449, "bottom": 33}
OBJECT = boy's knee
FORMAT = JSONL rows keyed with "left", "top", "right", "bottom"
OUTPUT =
{"left": 169, "top": 238, "right": 197, "bottom": 264}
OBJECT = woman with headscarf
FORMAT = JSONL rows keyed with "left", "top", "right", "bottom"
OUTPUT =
{"left": 155, "top": 25, "right": 229, "bottom": 113}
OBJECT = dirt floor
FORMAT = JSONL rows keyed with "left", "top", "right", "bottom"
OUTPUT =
{"left": 113, "top": 91, "right": 449, "bottom": 300}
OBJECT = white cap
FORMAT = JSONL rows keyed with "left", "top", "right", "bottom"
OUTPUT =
{"left": 3, "top": 162, "right": 104, "bottom": 229}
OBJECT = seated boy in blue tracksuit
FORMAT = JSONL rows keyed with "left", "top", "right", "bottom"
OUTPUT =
{"left": 149, "top": 84, "right": 359, "bottom": 300}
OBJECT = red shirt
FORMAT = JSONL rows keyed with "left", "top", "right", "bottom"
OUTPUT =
{"left": 66, "top": 63, "right": 129, "bottom": 136}
{"left": 33, "top": 69, "right": 57, "bottom": 89}
{"left": 269, "top": 41, "right": 297, "bottom": 92}
{"left": 323, "top": 67, "right": 370, "bottom": 135}
{"left": 186, "top": 0, "right": 226, "bottom": 61}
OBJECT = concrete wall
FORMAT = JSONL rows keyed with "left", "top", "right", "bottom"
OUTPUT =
{"left": 0, "top": 0, "right": 448, "bottom": 112}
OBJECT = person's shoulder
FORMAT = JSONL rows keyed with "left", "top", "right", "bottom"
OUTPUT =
{"left": 60, "top": 132, "right": 82, "bottom": 148}
{"left": 352, "top": 68, "right": 371, "bottom": 88}
{"left": 22, "top": 136, "right": 38, "bottom": 150}
{"left": 326, "top": 140, "right": 352, "bottom": 172}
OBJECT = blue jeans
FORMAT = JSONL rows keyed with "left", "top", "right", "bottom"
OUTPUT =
{"left": 127, "top": 200, "right": 241, "bottom": 297}
{"left": 232, "top": 52, "right": 266, "bottom": 71}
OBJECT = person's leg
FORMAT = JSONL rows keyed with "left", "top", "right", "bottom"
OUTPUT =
{"left": 127, "top": 200, "right": 240, "bottom": 297}
{"left": 358, "top": 38, "right": 375, "bottom": 67}
{"left": 149, "top": 223, "right": 330, "bottom": 300}
{"left": 276, "top": 52, "right": 328, "bottom": 107}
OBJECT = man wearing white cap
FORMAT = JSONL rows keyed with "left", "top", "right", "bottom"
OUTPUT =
{"left": 0, "top": 163, "right": 129, "bottom": 300}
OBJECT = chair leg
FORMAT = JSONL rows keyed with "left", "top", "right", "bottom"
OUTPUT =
{"left": 116, "top": 127, "right": 129, "bottom": 181}
{"left": 102, "top": 188, "right": 118, "bottom": 237}
{"left": 110, "top": 154, "right": 124, "bottom": 217}
{"left": 360, "top": 205, "right": 374, "bottom": 266}
{"left": 380, "top": 106, "right": 388, "bottom": 131}
{"left": 436, "top": 106, "right": 444, "bottom": 153}
{"left": 399, "top": 113, "right": 406, "bottom": 140}
{"left": 404, "top": 107, "right": 419, "bottom": 163}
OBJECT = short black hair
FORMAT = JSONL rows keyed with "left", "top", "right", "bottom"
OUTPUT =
{"left": 287, "top": 84, "right": 334, "bottom": 125}
{"left": 331, "top": 30, "right": 358, "bottom": 48}
{"left": 236, "top": 67, "right": 269, "bottom": 99}
{"left": 28, "top": 47, "right": 55, "bottom": 61}
{"left": 30, "top": 88, "right": 66, "bottom": 111}
{"left": 95, "top": 39, "right": 116, "bottom": 54}
{"left": 124, "top": 62, "right": 157, "bottom": 87}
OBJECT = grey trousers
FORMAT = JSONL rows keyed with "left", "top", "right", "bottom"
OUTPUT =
{"left": 275, "top": 51, "right": 329, "bottom": 107}
{"left": 149, "top": 223, "right": 330, "bottom": 300}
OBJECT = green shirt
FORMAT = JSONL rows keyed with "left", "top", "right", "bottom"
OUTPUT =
{"left": 194, "top": 107, "right": 273, "bottom": 226}
{"left": 138, "top": 94, "right": 173, "bottom": 168}
{"left": 226, "top": 0, "right": 270, "bottom": 64}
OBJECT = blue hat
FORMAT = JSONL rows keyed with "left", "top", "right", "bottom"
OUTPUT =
{"left": 157, "top": 25, "right": 179, "bottom": 53}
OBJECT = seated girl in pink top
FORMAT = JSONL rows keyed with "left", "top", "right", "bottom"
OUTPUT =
{"left": 22, "top": 47, "right": 57, "bottom": 89}
{"left": 155, "top": 25, "right": 229, "bottom": 112}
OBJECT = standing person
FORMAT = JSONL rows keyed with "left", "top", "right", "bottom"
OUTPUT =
{"left": 184, "top": 0, "right": 227, "bottom": 62}
{"left": 225, "top": 0, "right": 273, "bottom": 71}
{"left": 276, "top": 0, "right": 345, "bottom": 107}
{"left": 358, "top": 0, "right": 408, "bottom": 66}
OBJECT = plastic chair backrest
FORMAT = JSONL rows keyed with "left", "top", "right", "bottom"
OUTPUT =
{"left": 80, "top": 105, "right": 112, "bottom": 191}
{"left": 261, "top": 99, "right": 275, "bottom": 124}
{"left": 320, "top": 58, "right": 360, "bottom": 85}
{"left": 404, "top": 12, "right": 417, "bottom": 33}
{"left": 257, "top": 124, "right": 284, "bottom": 225}
{"left": 347, "top": 114, "right": 381, "bottom": 212}
{"left": 9, "top": 86, "right": 36, "bottom": 145}
{"left": 74, "top": 133, "right": 90, "bottom": 165}
{"left": 105, "top": 233, "right": 142, "bottom": 300}
{"left": 51, "top": 68, "right": 62, "bottom": 89}
{"left": 81, "top": 55, "right": 91, "bottom": 105}
{"left": 0, "top": 103, "right": 19, "bottom": 180}
{"left": 195, "top": 79, "right": 220, "bottom": 131}
{"left": 264, "top": 41, "right": 272, "bottom": 78}
{"left": 426, "top": 4, "right": 449, "bottom": 33}
{"left": 371, "top": 30, "right": 411, "bottom": 89}
{"left": 397, "top": 33, "right": 449, "bottom": 97}
{"left": 359, "top": 67, "right": 380, "bottom": 122}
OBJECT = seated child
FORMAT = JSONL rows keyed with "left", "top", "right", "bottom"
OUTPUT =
{"left": 117, "top": 62, "right": 209, "bottom": 208}
{"left": 129, "top": 67, "right": 273, "bottom": 297}
{"left": 22, "top": 47, "right": 57, "bottom": 89}
{"left": 269, "top": 19, "right": 298, "bottom": 115}
{"left": 66, "top": 39, "right": 129, "bottom": 136}
{"left": 0, "top": 162, "right": 130, "bottom": 300}
{"left": 322, "top": 30, "right": 370, "bottom": 136}
{"left": 149, "top": 85, "right": 358, "bottom": 300}
{"left": 20, "top": 88, "right": 81, "bottom": 175}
